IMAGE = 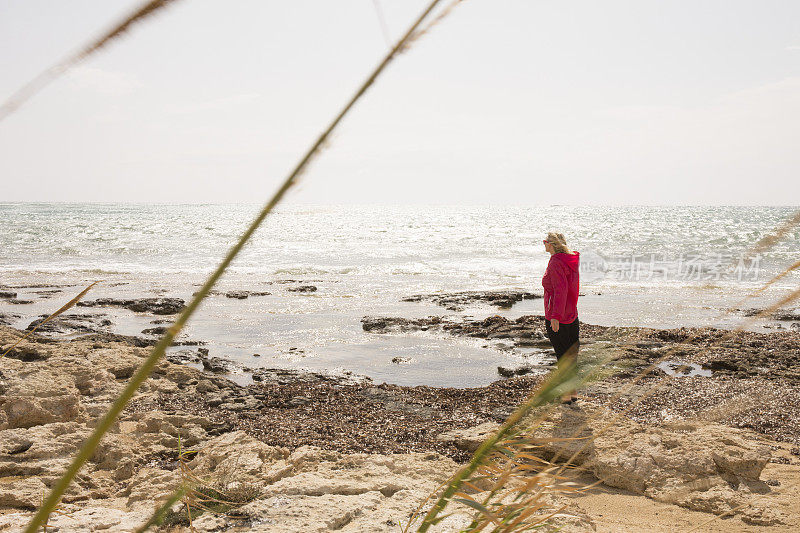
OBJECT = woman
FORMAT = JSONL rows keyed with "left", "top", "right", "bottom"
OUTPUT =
{"left": 541, "top": 232, "right": 580, "bottom": 404}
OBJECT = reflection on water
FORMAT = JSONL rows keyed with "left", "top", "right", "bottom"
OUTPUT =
{"left": 1, "top": 204, "right": 797, "bottom": 387}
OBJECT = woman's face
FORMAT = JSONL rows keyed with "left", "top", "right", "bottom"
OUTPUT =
{"left": 543, "top": 239, "right": 554, "bottom": 253}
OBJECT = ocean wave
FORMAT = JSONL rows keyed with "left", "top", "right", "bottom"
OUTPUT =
{"left": 1, "top": 205, "right": 797, "bottom": 294}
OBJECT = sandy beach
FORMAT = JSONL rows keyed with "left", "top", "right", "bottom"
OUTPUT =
{"left": 1, "top": 293, "right": 799, "bottom": 532}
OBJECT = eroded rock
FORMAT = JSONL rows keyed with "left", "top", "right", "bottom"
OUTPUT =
{"left": 740, "top": 307, "right": 800, "bottom": 321}
{"left": 497, "top": 363, "right": 537, "bottom": 378}
{"left": 0, "top": 313, "right": 21, "bottom": 326}
{"left": 26, "top": 313, "right": 112, "bottom": 336}
{"left": 287, "top": 285, "right": 317, "bottom": 293}
{"left": 224, "top": 290, "right": 271, "bottom": 299}
{"left": 201, "top": 356, "right": 236, "bottom": 374}
{"left": 402, "top": 290, "right": 541, "bottom": 311}
{"left": 437, "top": 422, "right": 500, "bottom": 452}
{"left": 251, "top": 367, "right": 370, "bottom": 386}
{"left": 530, "top": 405, "right": 776, "bottom": 521}
{"left": 77, "top": 297, "right": 185, "bottom": 315}
{"left": 141, "top": 326, "right": 168, "bottom": 336}
{"left": 361, "top": 315, "right": 444, "bottom": 333}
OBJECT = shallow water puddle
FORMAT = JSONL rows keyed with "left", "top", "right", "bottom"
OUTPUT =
{"left": 657, "top": 361, "right": 712, "bottom": 378}
{"left": 249, "top": 334, "right": 546, "bottom": 388}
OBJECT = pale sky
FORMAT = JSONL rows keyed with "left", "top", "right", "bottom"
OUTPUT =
{"left": 1, "top": 0, "right": 799, "bottom": 205}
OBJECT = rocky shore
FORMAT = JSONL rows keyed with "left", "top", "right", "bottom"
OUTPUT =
{"left": 361, "top": 313, "right": 800, "bottom": 446}
{"left": 400, "top": 290, "right": 541, "bottom": 312}
{"left": 0, "top": 288, "right": 799, "bottom": 531}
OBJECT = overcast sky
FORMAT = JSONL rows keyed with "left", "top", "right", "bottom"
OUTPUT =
{"left": 1, "top": 0, "right": 799, "bottom": 205}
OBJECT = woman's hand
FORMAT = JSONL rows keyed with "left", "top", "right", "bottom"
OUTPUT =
{"left": 551, "top": 319, "right": 559, "bottom": 332}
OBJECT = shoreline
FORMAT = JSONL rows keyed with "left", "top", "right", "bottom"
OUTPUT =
{"left": 2, "top": 282, "right": 799, "bottom": 388}
{"left": 1, "top": 294, "right": 800, "bottom": 530}
{"left": 131, "top": 313, "right": 800, "bottom": 456}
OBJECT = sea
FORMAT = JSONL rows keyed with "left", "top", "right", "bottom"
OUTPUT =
{"left": 1, "top": 203, "right": 798, "bottom": 387}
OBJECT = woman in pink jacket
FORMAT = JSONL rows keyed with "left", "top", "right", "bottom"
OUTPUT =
{"left": 541, "top": 232, "right": 580, "bottom": 404}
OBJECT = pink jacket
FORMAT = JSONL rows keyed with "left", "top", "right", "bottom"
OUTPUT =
{"left": 542, "top": 251, "right": 580, "bottom": 323}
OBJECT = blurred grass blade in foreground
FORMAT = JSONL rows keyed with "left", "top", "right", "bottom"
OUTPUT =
{"left": 23, "top": 0, "right": 451, "bottom": 530}
{"left": 415, "top": 359, "right": 584, "bottom": 532}
{"left": 0, "top": 0, "right": 180, "bottom": 123}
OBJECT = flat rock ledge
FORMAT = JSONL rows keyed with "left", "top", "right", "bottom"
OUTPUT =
{"left": 361, "top": 315, "right": 557, "bottom": 354}
{"left": 77, "top": 297, "right": 186, "bottom": 315}
{"left": 402, "top": 290, "right": 541, "bottom": 312}
{"left": 437, "top": 404, "right": 788, "bottom": 527}
{"left": 737, "top": 307, "right": 800, "bottom": 322}
{"left": 26, "top": 313, "right": 113, "bottom": 336}
{"left": 362, "top": 314, "right": 549, "bottom": 339}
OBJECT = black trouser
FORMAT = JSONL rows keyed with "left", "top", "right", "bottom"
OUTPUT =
{"left": 545, "top": 317, "right": 580, "bottom": 360}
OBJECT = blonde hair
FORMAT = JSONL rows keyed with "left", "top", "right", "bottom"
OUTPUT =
{"left": 546, "top": 232, "right": 571, "bottom": 254}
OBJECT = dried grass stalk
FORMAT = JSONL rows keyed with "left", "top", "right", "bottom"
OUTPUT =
{"left": 732, "top": 258, "right": 800, "bottom": 306}
{"left": 414, "top": 360, "right": 584, "bottom": 532}
{"left": 0, "top": 0, "right": 180, "bottom": 122}
{"left": 415, "top": 219, "right": 800, "bottom": 531}
{"left": 1, "top": 281, "right": 99, "bottom": 359}
{"left": 402, "top": 0, "right": 464, "bottom": 53}
{"left": 747, "top": 210, "right": 800, "bottom": 259}
{"left": 24, "top": 1, "right": 447, "bottom": 531}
